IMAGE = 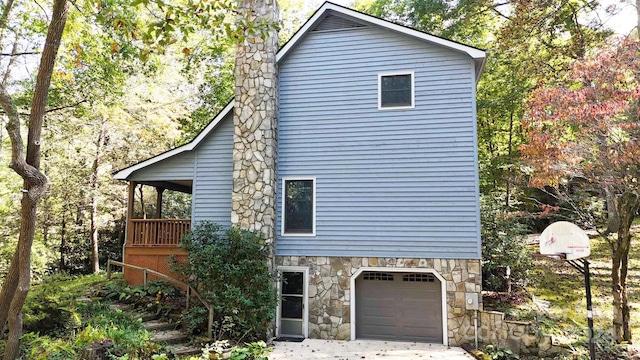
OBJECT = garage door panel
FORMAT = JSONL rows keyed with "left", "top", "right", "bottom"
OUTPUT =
{"left": 356, "top": 272, "right": 443, "bottom": 343}
{"left": 359, "top": 325, "right": 396, "bottom": 338}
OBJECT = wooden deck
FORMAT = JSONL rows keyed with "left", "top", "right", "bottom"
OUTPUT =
{"left": 124, "top": 219, "right": 191, "bottom": 286}
{"left": 128, "top": 219, "right": 191, "bottom": 247}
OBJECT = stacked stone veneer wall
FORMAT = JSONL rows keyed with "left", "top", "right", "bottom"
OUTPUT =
{"left": 231, "top": 0, "right": 279, "bottom": 245}
{"left": 479, "top": 311, "right": 564, "bottom": 356}
{"left": 276, "top": 256, "right": 481, "bottom": 345}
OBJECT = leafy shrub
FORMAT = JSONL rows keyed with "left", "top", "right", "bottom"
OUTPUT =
{"left": 100, "top": 278, "right": 182, "bottom": 317}
{"left": 19, "top": 332, "right": 77, "bottom": 360}
{"left": 80, "top": 301, "right": 161, "bottom": 358}
{"left": 186, "top": 341, "right": 271, "bottom": 360}
{"left": 100, "top": 278, "right": 131, "bottom": 301}
{"left": 481, "top": 196, "right": 531, "bottom": 291}
{"left": 230, "top": 340, "right": 272, "bottom": 360}
{"left": 482, "top": 344, "right": 519, "bottom": 360}
{"left": 8, "top": 274, "right": 162, "bottom": 359}
{"left": 182, "top": 305, "right": 209, "bottom": 334}
{"left": 170, "top": 222, "right": 277, "bottom": 341}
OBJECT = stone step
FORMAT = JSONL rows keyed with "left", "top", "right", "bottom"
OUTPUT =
{"left": 109, "top": 303, "right": 132, "bottom": 312}
{"left": 129, "top": 311, "right": 158, "bottom": 322}
{"left": 152, "top": 330, "right": 188, "bottom": 344}
{"left": 165, "top": 344, "right": 202, "bottom": 357}
{"left": 143, "top": 319, "right": 176, "bottom": 331}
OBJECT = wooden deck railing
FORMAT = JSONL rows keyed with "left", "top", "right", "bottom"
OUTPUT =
{"left": 129, "top": 219, "right": 191, "bottom": 246}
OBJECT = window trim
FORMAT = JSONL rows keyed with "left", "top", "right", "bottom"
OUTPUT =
{"left": 378, "top": 71, "right": 415, "bottom": 110}
{"left": 281, "top": 177, "right": 316, "bottom": 237}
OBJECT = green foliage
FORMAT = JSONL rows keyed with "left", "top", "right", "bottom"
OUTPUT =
{"left": 481, "top": 196, "right": 531, "bottom": 291}
{"left": 100, "top": 278, "right": 182, "bottom": 318}
{"left": 22, "top": 273, "right": 105, "bottom": 335}
{"left": 356, "top": 0, "right": 495, "bottom": 46}
{"left": 19, "top": 332, "right": 77, "bottom": 360}
{"left": 11, "top": 274, "right": 162, "bottom": 359}
{"left": 171, "top": 222, "right": 277, "bottom": 341}
{"left": 181, "top": 305, "right": 210, "bottom": 335}
{"left": 561, "top": 330, "right": 630, "bottom": 360}
{"left": 482, "top": 345, "right": 519, "bottom": 360}
{"left": 230, "top": 341, "right": 271, "bottom": 360}
{"left": 82, "top": 301, "right": 161, "bottom": 358}
{"left": 185, "top": 341, "right": 271, "bottom": 360}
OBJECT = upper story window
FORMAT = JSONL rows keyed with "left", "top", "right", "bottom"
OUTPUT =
{"left": 282, "top": 177, "right": 316, "bottom": 236}
{"left": 378, "top": 71, "right": 414, "bottom": 110}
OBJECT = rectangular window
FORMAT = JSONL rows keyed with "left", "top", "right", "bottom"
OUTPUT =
{"left": 378, "top": 71, "right": 414, "bottom": 110}
{"left": 282, "top": 178, "right": 315, "bottom": 236}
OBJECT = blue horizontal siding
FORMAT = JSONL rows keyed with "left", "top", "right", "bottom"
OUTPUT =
{"left": 276, "top": 24, "right": 480, "bottom": 259}
{"left": 129, "top": 151, "right": 195, "bottom": 182}
{"left": 191, "top": 114, "right": 233, "bottom": 226}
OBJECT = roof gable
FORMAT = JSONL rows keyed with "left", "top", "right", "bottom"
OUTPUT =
{"left": 277, "top": 2, "right": 487, "bottom": 79}
{"left": 114, "top": 2, "right": 487, "bottom": 180}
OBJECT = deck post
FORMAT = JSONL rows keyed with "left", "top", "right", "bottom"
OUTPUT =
{"left": 126, "top": 181, "right": 137, "bottom": 245}
{"left": 123, "top": 182, "right": 137, "bottom": 281}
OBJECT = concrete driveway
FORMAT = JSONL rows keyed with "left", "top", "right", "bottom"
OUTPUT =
{"left": 269, "top": 339, "right": 473, "bottom": 359}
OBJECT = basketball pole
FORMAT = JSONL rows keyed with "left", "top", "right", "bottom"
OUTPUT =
{"left": 566, "top": 258, "right": 596, "bottom": 360}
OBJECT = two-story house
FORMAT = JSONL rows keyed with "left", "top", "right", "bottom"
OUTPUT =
{"left": 113, "top": 1, "right": 486, "bottom": 346}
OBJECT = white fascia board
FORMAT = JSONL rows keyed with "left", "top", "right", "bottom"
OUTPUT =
{"left": 113, "top": 102, "right": 234, "bottom": 180}
{"left": 276, "top": 2, "right": 487, "bottom": 65}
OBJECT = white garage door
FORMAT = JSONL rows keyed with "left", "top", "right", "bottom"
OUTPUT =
{"left": 356, "top": 272, "right": 443, "bottom": 343}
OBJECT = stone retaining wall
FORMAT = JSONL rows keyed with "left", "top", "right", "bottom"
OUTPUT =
{"left": 275, "top": 256, "right": 481, "bottom": 345}
{"left": 479, "top": 310, "right": 563, "bottom": 356}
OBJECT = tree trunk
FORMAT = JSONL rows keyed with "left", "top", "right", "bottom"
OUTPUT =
{"left": 60, "top": 215, "right": 66, "bottom": 272}
{"left": 90, "top": 121, "right": 106, "bottom": 273}
{"left": 2, "top": 29, "right": 21, "bottom": 87}
{"left": 605, "top": 186, "right": 620, "bottom": 234}
{"left": 138, "top": 185, "right": 146, "bottom": 219}
{"left": 0, "top": 0, "right": 15, "bottom": 45}
{"left": 4, "top": 193, "right": 38, "bottom": 359}
{"left": 610, "top": 192, "right": 639, "bottom": 343}
{"left": 636, "top": 0, "right": 639, "bottom": 36}
{"left": 0, "top": 0, "right": 68, "bottom": 357}
{"left": 0, "top": 0, "right": 16, "bottom": 168}
{"left": 505, "top": 109, "right": 514, "bottom": 208}
{"left": 0, "top": 249, "right": 19, "bottom": 333}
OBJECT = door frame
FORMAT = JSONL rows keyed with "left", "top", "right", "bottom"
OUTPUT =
{"left": 350, "top": 267, "right": 447, "bottom": 345}
{"left": 276, "top": 266, "right": 309, "bottom": 338}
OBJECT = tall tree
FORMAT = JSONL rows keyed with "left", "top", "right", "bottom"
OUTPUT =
{"left": 521, "top": 38, "right": 640, "bottom": 342}
{"left": 0, "top": 0, "right": 272, "bottom": 353}
{"left": 0, "top": 1, "right": 68, "bottom": 358}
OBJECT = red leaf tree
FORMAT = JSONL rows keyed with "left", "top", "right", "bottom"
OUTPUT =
{"left": 521, "top": 37, "right": 640, "bottom": 342}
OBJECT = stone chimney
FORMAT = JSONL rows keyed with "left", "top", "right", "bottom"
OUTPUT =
{"left": 231, "top": 0, "right": 279, "bottom": 246}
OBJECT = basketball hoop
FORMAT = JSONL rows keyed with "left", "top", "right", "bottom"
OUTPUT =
{"left": 539, "top": 221, "right": 590, "bottom": 260}
{"left": 537, "top": 221, "right": 595, "bottom": 360}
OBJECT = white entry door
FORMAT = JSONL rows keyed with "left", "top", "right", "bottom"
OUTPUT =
{"left": 279, "top": 269, "right": 307, "bottom": 337}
